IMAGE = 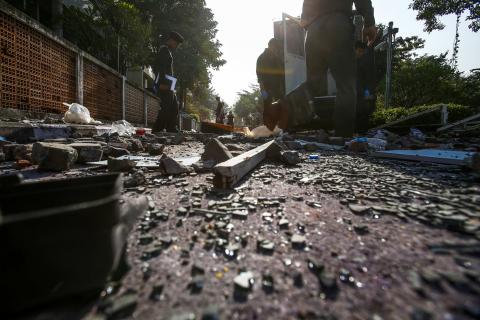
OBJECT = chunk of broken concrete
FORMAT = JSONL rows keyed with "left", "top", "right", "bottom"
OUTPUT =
{"left": 161, "top": 156, "right": 192, "bottom": 175}
{"left": 106, "top": 146, "right": 130, "bottom": 158}
{"left": 32, "top": 142, "right": 78, "bottom": 171}
{"left": 70, "top": 143, "right": 103, "bottom": 163}
{"left": 281, "top": 150, "right": 301, "bottom": 166}
{"left": 202, "top": 138, "right": 233, "bottom": 164}
{"left": 127, "top": 138, "right": 144, "bottom": 152}
{"left": 148, "top": 143, "right": 165, "bottom": 156}
{"left": 266, "top": 140, "right": 287, "bottom": 161}
{"left": 108, "top": 157, "right": 136, "bottom": 172}
{"left": 192, "top": 160, "right": 216, "bottom": 173}
{"left": 234, "top": 271, "right": 254, "bottom": 291}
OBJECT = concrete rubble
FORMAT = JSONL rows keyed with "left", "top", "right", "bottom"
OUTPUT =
{"left": 0, "top": 123, "right": 479, "bottom": 320}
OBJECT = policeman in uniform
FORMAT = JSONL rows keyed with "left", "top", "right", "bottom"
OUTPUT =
{"left": 153, "top": 31, "right": 184, "bottom": 132}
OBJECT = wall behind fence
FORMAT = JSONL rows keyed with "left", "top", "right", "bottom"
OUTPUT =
{"left": 0, "top": 3, "right": 161, "bottom": 127}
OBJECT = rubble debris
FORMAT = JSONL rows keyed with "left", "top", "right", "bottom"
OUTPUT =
{"left": 148, "top": 143, "right": 165, "bottom": 156}
{"left": 32, "top": 142, "right": 78, "bottom": 171}
{"left": 281, "top": 150, "right": 301, "bottom": 165}
{"left": 161, "top": 156, "right": 192, "bottom": 175}
{"left": 106, "top": 146, "right": 131, "bottom": 158}
{"left": 213, "top": 140, "right": 275, "bottom": 189}
{"left": 108, "top": 158, "right": 136, "bottom": 172}
{"left": 234, "top": 271, "right": 255, "bottom": 291}
{"left": 101, "top": 292, "right": 138, "bottom": 319}
{"left": 373, "top": 149, "right": 477, "bottom": 166}
{"left": 201, "top": 138, "right": 233, "bottom": 164}
{"left": 266, "top": 140, "right": 287, "bottom": 161}
{"left": 110, "top": 120, "right": 136, "bottom": 136}
{"left": 192, "top": 160, "right": 216, "bottom": 173}
{"left": 70, "top": 143, "right": 103, "bottom": 163}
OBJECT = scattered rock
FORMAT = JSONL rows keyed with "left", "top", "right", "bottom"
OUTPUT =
{"left": 107, "top": 146, "right": 130, "bottom": 158}
{"left": 108, "top": 158, "right": 136, "bottom": 172}
{"left": 348, "top": 204, "right": 371, "bottom": 215}
{"left": 192, "top": 160, "right": 216, "bottom": 173}
{"left": 127, "top": 138, "right": 144, "bottom": 152}
{"left": 70, "top": 143, "right": 103, "bottom": 163}
{"left": 234, "top": 271, "right": 254, "bottom": 291}
{"left": 161, "top": 156, "right": 192, "bottom": 175}
{"left": 262, "top": 273, "right": 274, "bottom": 294}
{"left": 148, "top": 143, "right": 165, "bottom": 156}
{"left": 281, "top": 150, "right": 301, "bottom": 165}
{"left": 202, "top": 138, "right": 233, "bottom": 164}
{"left": 102, "top": 293, "right": 138, "bottom": 319}
{"left": 266, "top": 140, "right": 287, "bottom": 161}
{"left": 291, "top": 234, "right": 307, "bottom": 249}
{"left": 32, "top": 142, "right": 78, "bottom": 171}
{"left": 353, "top": 224, "right": 370, "bottom": 235}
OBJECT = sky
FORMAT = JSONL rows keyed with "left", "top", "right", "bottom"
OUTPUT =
{"left": 205, "top": 0, "right": 480, "bottom": 106}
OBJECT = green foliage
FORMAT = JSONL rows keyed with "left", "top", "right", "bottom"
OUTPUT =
{"left": 185, "top": 85, "right": 218, "bottom": 121}
{"left": 63, "top": 0, "right": 224, "bottom": 94}
{"left": 133, "top": 0, "right": 225, "bottom": 90}
{"left": 379, "top": 53, "right": 465, "bottom": 108}
{"left": 409, "top": 0, "right": 480, "bottom": 32}
{"left": 64, "top": 0, "right": 151, "bottom": 71}
{"left": 370, "top": 104, "right": 478, "bottom": 128}
{"left": 233, "top": 84, "right": 263, "bottom": 128}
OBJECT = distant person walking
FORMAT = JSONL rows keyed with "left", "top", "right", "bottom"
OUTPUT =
{"left": 153, "top": 31, "right": 184, "bottom": 132}
{"left": 227, "top": 111, "right": 235, "bottom": 127}
{"left": 215, "top": 96, "right": 225, "bottom": 124}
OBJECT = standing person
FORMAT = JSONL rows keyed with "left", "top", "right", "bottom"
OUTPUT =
{"left": 153, "top": 31, "right": 184, "bottom": 132}
{"left": 355, "top": 41, "right": 376, "bottom": 133}
{"left": 215, "top": 96, "right": 225, "bottom": 124}
{"left": 256, "top": 38, "right": 285, "bottom": 107}
{"left": 227, "top": 111, "right": 235, "bottom": 127}
{"left": 263, "top": 0, "right": 377, "bottom": 137}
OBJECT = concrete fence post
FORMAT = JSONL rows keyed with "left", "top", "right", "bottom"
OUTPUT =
{"left": 122, "top": 76, "right": 126, "bottom": 120}
{"left": 76, "top": 51, "right": 84, "bottom": 105}
{"left": 143, "top": 91, "right": 148, "bottom": 127}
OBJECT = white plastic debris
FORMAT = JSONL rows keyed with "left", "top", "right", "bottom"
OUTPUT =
{"left": 244, "top": 125, "right": 283, "bottom": 138}
{"left": 110, "top": 120, "right": 136, "bottom": 136}
{"left": 63, "top": 103, "right": 102, "bottom": 125}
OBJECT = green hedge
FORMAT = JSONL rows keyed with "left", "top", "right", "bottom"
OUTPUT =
{"left": 370, "top": 104, "right": 478, "bottom": 128}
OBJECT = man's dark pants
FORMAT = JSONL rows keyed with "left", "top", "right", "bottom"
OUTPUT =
{"left": 285, "top": 13, "right": 357, "bottom": 137}
{"left": 154, "top": 91, "right": 178, "bottom": 132}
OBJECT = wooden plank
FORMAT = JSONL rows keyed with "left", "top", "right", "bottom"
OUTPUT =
{"left": 213, "top": 140, "right": 275, "bottom": 188}
{"left": 373, "top": 105, "right": 443, "bottom": 130}
{"left": 436, "top": 113, "right": 480, "bottom": 133}
{"left": 372, "top": 149, "right": 476, "bottom": 166}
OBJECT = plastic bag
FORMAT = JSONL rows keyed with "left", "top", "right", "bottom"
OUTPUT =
{"left": 63, "top": 103, "right": 102, "bottom": 125}
{"left": 244, "top": 125, "right": 283, "bottom": 138}
{"left": 110, "top": 120, "right": 136, "bottom": 136}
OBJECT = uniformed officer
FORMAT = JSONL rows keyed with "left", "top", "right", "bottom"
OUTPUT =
{"left": 153, "top": 31, "right": 184, "bottom": 132}
{"left": 263, "top": 0, "right": 377, "bottom": 138}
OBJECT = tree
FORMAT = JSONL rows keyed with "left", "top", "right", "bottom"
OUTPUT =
{"left": 409, "top": 0, "right": 480, "bottom": 32}
{"left": 387, "top": 53, "right": 465, "bottom": 108}
{"left": 233, "top": 85, "right": 263, "bottom": 127}
{"left": 133, "top": 0, "right": 225, "bottom": 94}
{"left": 63, "top": 0, "right": 151, "bottom": 72}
